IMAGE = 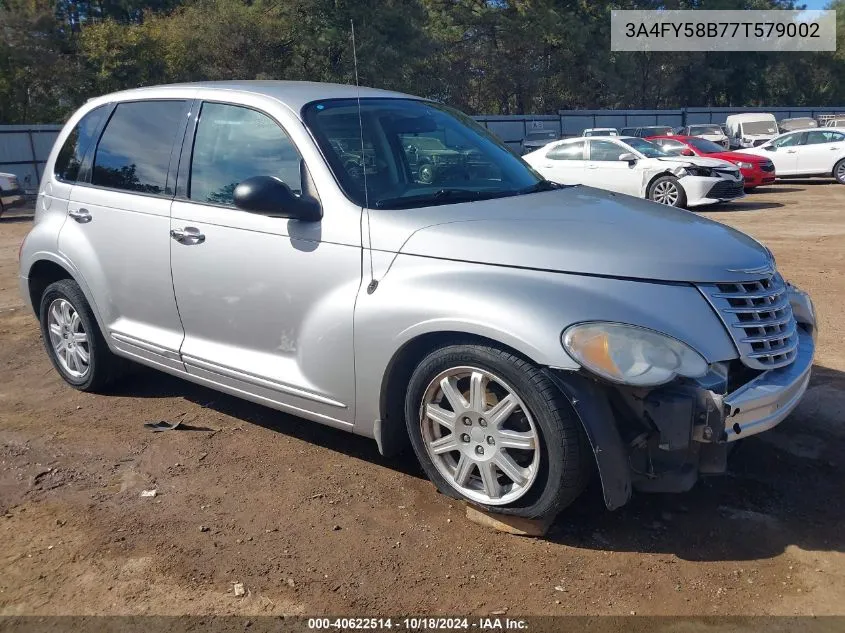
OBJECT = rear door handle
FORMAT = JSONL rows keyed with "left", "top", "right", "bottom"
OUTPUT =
{"left": 68, "top": 208, "right": 91, "bottom": 223}
{"left": 170, "top": 226, "right": 205, "bottom": 245}
{"left": 586, "top": 164, "right": 599, "bottom": 169}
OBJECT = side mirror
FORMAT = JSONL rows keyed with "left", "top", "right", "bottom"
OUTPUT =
{"left": 764, "top": 145, "right": 776, "bottom": 151}
{"left": 618, "top": 152, "right": 637, "bottom": 163}
{"left": 233, "top": 175, "right": 322, "bottom": 222}
{"left": 680, "top": 148, "right": 695, "bottom": 156}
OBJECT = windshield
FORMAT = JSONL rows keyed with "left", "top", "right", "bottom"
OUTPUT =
{"left": 685, "top": 137, "right": 725, "bottom": 154}
{"left": 742, "top": 120, "right": 778, "bottom": 135}
{"left": 302, "top": 98, "right": 543, "bottom": 209}
{"left": 641, "top": 126, "right": 673, "bottom": 136}
{"left": 689, "top": 125, "right": 722, "bottom": 135}
{"left": 623, "top": 137, "right": 669, "bottom": 158}
{"left": 526, "top": 131, "right": 557, "bottom": 141}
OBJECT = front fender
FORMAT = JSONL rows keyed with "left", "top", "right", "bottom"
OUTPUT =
{"left": 352, "top": 254, "right": 737, "bottom": 441}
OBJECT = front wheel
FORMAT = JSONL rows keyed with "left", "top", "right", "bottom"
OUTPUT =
{"left": 404, "top": 343, "right": 591, "bottom": 519}
{"left": 834, "top": 158, "right": 845, "bottom": 185}
{"left": 648, "top": 175, "right": 687, "bottom": 208}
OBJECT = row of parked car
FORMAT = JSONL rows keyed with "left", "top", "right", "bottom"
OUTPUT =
{"left": 519, "top": 113, "right": 845, "bottom": 208}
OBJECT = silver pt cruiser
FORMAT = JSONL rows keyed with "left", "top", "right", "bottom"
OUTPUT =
{"left": 19, "top": 82, "right": 816, "bottom": 520}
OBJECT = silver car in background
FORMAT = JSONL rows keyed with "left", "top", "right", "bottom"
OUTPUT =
{"left": 19, "top": 82, "right": 816, "bottom": 520}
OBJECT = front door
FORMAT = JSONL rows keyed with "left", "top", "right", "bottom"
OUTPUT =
{"left": 59, "top": 99, "right": 189, "bottom": 372}
{"left": 582, "top": 139, "right": 643, "bottom": 197}
{"left": 169, "top": 101, "right": 361, "bottom": 427}
{"left": 766, "top": 132, "right": 803, "bottom": 175}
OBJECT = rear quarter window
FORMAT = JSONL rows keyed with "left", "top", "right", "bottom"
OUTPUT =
{"left": 54, "top": 105, "right": 109, "bottom": 183}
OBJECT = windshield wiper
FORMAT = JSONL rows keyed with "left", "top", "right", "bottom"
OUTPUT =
{"left": 517, "top": 179, "right": 562, "bottom": 194}
{"left": 374, "top": 188, "right": 510, "bottom": 209}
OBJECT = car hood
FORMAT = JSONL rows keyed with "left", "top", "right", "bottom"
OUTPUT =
{"left": 370, "top": 187, "right": 771, "bottom": 283}
{"left": 705, "top": 151, "right": 770, "bottom": 163}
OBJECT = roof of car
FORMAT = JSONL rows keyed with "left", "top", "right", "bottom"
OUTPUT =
{"left": 93, "top": 81, "right": 417, "bottom": 112}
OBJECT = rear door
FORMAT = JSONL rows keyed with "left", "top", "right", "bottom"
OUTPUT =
{"left": 59, "top": 99, "right": 190, "bottom": 371}
{"left": 799, "top": 130, "right": 845, "bottom": 174}
{"left": 582, "top": 139, "right": 643, "bottom": 196}
{"left": 535, "top": 140, "right": 586, "bottom": 185}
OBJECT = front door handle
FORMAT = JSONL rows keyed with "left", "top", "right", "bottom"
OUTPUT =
{"left": 785, "top": 150, "right": 797, "bottom": 154}
{"left": 170, "top": 226, "right": 206, "bottom": 245}
{"left": 68, "top": 208, "right": 91, "bottom": 223}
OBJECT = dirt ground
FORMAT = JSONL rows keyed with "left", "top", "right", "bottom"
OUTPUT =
{"left": 1, "top": 181, "right": 844, "bottom": 617}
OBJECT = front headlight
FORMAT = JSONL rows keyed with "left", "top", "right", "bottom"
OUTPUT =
{"left": 734, "top": 161, "right": 754, "bottom": 169}
{"left": 562, "top": 322, "right": 708, "bottom": 387}
{"left": 683, "top": 166, "right": 714, "bottom": 177}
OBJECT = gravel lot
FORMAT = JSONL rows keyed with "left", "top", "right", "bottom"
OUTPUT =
{"left": 1, "top": 181, "right": 844, "bottom": 616}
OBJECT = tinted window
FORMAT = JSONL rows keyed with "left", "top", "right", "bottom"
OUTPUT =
{"left": 620, "top": 128, "right": 636, "bottom": 136}
{"left": 805, "top": 130, "right": 845, "bottom": 145}
{"left": 588, "top": 140, "right": 627, "bottom": 161}
{"left": 685, "top": 137, "right": 724, "bottom": 154}
{"left": 772, "top": 133, "right": 802, "bottom": 148}
{"left": 54, "top": 106, "right": 108, "bottom": 183}
{"left": 92, "top": 100, "right": 186, "bottom": 195}
{"left": 189, "top": 103, "right": 302, "bottom": 206}
{"left": 546, "top": 141, "right": 585, "bottom": 160}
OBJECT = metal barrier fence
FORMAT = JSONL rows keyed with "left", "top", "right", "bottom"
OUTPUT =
{"left": 0, "top": 125, "right": 62, "bottom": 193}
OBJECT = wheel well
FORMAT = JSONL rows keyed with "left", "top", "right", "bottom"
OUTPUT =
{"left": 27, "top": 260, "right": 73, "bottom": 316}
{"left": 377, "top": 331, "right": 531, "bottom": 456}
{"left": 645, "top": 170, "right": 676, "bottom": 197}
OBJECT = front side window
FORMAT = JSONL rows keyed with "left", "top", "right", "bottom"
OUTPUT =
{"left": 189, "top": 103, "right": 302, "bottom": 206}
{"left": 92, "top": 100, "right": 186, "bottom": 194}
{"left": 588, "top": 140, "right": 628, "bottom": 161}
{"left": 303, "top": 98, "right": 542, "bottom": 209}
{"left": 54, "top": 105, "right": 109, "bottom": 183}
{"left": 547, "top": 141, "right": 586, "bottom": 160}
{"left": 772, "top": 133, "right": 802, "bottom": 148}
{"left": 805, "top": 130, "right": 845, "bottom": 145}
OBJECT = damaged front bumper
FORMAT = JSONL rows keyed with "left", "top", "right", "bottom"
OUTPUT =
{"left": 550, "top": 326, "right": 815, "bottom": 509}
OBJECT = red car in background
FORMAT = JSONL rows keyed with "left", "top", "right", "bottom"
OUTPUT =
{"left": 646, "top": 135, "right": 776, "bottom": 189}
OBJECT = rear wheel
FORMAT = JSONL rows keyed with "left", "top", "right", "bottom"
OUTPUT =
{"left": 39, "top": 279, "right": 126, "bottom": 392}
{"left": 648, "top": 175, "right": 687, "bottom": 208}
{"left": 404, "top": 343, "right": 591, "bottom": 519}
{"left": 834, "top": 159, "right": 845, "bottom": 185}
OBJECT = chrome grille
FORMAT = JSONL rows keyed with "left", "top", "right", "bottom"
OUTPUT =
{"left": 698, "top": 273, "right": 798, "bottom": 370}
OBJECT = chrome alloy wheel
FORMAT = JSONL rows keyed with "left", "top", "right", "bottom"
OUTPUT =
{"left": 419, "top": 366, "right": 541, "bottom": 505}
{"left": 47, "top": 298, "right": 90, "bottom": 379}
{"left": 652, "top": 180, "right": 680, "bottom": 205}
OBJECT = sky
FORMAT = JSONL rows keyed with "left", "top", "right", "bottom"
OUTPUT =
{"left": 799, "top": 0, "right": 830, "bottom": 8}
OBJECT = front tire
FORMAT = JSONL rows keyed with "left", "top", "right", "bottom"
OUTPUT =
{"left": 404, "top": 343, "right": 591, "bottom": 519}
{"left": 834, "top": 159, "right": 845, "bottom": 185}
{"left": 39, "top": 279, "right": 125, "bottom": 392}
{"left": 648, "top": 175, "right": 687, "bottom": 208}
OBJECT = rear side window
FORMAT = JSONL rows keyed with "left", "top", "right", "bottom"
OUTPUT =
{"left": 188, "top": 102, "right": 302, "bottom": 206}
{"left": 54, "top": 106, "right": 108, "bottom": 183}
{"left": 546, "top": 141, "right": 585, "bottom": 160}
{"left": 92, "top": 100, "right": 186, "bottom": 195}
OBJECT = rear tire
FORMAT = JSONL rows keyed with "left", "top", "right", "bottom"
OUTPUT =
{"left": 404, "top": 343, "right": 591, "bottom": 520}
{"left": 39, "top": 279, "right": 126, "bottom": 392}
{"left": 648, "top": 175, "right": 687, "bottom": 208}
{"left": 834, "top": 159, "right": 845, "bottom": 185}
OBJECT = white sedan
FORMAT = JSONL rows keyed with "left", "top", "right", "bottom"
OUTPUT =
{"left": 736, "top": 128, "right": 845, "bottom": 184}
{"left": 524, "top": 136, "right": 745, "bottom": 208}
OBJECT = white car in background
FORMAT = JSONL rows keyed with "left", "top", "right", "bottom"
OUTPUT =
{"left": 678, "top": 123, "right": 730, "bottom": 148}
{"left": 736, "top": 128, "right": 845, "bottom": 184}
{"left": 524, "top": 136, "right": 744, "bottom": 208}
{"left": 0, "top": 172, "right": 25, "bottom": 218}
{"left": 581, "top": 128, "right": 618, "bottom": 137}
